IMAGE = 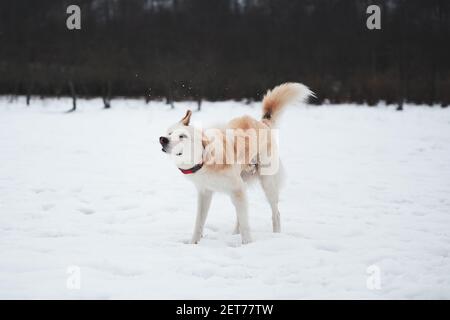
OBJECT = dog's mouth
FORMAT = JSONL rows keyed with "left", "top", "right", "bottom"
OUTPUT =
{"left": 161, "top": 147, "right": 167, "bottom": 153}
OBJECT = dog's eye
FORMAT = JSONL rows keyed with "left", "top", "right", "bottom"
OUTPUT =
{"left": 179, "top": 134, "right": 187, "bottom": 139}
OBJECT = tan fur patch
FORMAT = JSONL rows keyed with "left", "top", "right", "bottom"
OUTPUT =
{"left": 202, "top": 115, "right": 273, "bottom": 174}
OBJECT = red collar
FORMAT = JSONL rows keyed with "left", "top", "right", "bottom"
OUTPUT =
{"left": 178, "top": 163, "right": 203, "bottom": 175}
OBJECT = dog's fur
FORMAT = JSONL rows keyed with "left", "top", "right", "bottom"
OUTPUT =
{"left": 160, "top": 83, "right": 313, "bottom": 244}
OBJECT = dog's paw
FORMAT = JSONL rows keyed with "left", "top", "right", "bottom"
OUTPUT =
{"left": 190, "top": 233, "right": 202, "bottom": 244}
{"left": 241, "top": 233, "right": 252, "bottom": 245}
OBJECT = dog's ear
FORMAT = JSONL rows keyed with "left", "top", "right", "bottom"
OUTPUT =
{"left": 180, "top": 110, "right": 192, "bottom": 126}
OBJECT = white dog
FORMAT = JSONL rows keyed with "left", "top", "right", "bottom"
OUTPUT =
{"left": 159, "top": 83, "right": 313, "bottom": 244}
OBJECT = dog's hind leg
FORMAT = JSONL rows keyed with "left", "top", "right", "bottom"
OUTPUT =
{"left": 230, "top": 188, "right": 252, "bottom": 244}
{"left": 232, "top": 220, "right": 240, "bottom": 235}
{"left": 260, "top": 174, "right": 281, "bottom": 233}
{"left": 190, "top": 189, "right": 213, "bottom": 244}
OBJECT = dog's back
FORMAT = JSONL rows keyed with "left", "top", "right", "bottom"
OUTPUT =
{"left": 224, "top": 83, "right": 313, "bottom": 177}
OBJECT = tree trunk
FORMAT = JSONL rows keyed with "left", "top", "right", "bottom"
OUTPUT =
{"left": 103, "top": 81, "right": 112, "bottom": 109}
{"left": 166, "top": 95, "right": 174, "bottom": 109}
{"left": 67, "top": 80, "right": 77, "bottom": 113}
{"left": 26, "top": 81, "right": 34, "bottom": 106}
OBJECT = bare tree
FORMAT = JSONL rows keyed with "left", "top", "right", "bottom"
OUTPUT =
{"left": 66, "top": 80, "right": 77, "bottom": 113}
{"left": 102, "top": 81, "right": 112, "bottom": 109}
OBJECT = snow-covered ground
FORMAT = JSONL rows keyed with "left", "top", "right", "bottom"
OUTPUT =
{"left": 0, "top": 97, "right": 449, "bottom": 299}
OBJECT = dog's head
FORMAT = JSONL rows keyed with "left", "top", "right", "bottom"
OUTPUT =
{"left": 159, "top": 110, "right": 204, "bottom": 169}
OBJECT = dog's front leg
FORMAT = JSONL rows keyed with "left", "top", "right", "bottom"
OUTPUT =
{"left": 190, "top": 189, "right": 213, "bottom": 244}
{"left": 231, "top": 189, "right": 252, "bottom": 244}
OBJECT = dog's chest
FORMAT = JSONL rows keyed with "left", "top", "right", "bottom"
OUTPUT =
{"left": 186, "top": 171, "right": 236, "bottom": 192}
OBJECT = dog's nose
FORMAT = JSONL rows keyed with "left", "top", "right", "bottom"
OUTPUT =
{"left": 159, "top": 136, "right": 169, "bottom": 146}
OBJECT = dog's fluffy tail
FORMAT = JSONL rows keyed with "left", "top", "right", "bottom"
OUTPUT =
{"left": 262, "top": 82, "right": 314, "bottom": 127}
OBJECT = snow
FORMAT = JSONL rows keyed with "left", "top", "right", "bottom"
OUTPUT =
{"left": 0, "top": 97, "right": 449, "bottom": 299}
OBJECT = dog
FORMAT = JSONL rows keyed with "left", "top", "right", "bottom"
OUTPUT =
{"left": 159, "top": 83, "right": 313, "bottom": 244}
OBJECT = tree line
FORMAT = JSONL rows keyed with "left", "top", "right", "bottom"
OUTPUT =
{"left": 0, "top": 0, "right": 449, "bottom": 107}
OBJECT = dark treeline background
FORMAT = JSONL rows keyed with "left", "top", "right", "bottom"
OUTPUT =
{"left": 0, "top": 0, "right": 449, "bottom": 106}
